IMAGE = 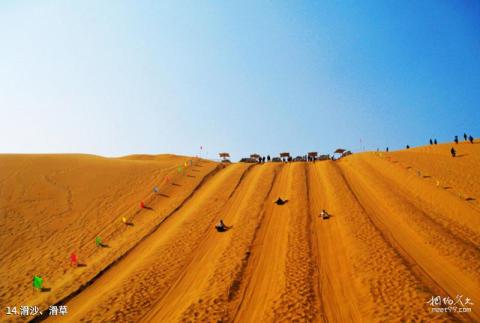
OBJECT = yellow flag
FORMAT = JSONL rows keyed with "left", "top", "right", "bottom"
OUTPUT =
{"left": 122, "top": 216, "right": 127, "bottom": 224}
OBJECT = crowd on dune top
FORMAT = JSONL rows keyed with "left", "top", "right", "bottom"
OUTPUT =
{"left": 380, "top": 132, "right": 476, "bottom": 157}
{"left": 449, "top": 133, "right": 475, "bottom": 158}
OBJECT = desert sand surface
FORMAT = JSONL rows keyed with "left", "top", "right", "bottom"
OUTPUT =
{"left": 1, "top": 142, "right": 479, "bottom": 322}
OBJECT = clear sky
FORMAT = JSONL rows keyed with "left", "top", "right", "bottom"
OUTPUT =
{"left": 1, "top": 1, "right": 479, "bottom": 160}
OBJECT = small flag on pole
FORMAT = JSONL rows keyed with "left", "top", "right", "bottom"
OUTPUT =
{"left": 153, "top": 186, "right": 159, "bottom": 193}
{"left": 33, "top": 275, "right": 43, "bottom": 290}
{"left": 95, "top": 236, "right": 102, "bottom": 247}
{"left": 140, "top": 201, "right": 145, "bottom": 209}
{"left": 70, "top": 252, "right": 78, "bottom": 267}
{"left": 122, "top": 216, "right": 127, "bottom": 224}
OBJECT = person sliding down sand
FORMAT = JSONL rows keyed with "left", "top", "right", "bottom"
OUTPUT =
{"left": 275, "top": 197, "right": 286, "bottom": 205}
{"left": 320, "top": 209, "right": 330, "bottom": 219}
{"left": 215, "top": 219, "right": 231, "bottom": 232}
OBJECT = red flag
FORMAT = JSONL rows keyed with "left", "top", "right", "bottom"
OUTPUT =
{"left": 70, "top": 252, "right": 78, "bottom": 267}
{"left": 140, "top": 201, "right": 145, "bottom": 209}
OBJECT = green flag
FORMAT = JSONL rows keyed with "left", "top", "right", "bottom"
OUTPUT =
{"left": 95, "top": 236, "right": 102, "bottom": 246}
{"left": 178, "top": 166, "right": 182, "bottom": 173}
{"left": 33, "top": 276, "right": 43, "bottom": 290}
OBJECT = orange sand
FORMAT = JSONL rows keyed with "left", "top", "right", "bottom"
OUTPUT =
{"left": 0, "top": 142, "right": 478, "bottom": 322}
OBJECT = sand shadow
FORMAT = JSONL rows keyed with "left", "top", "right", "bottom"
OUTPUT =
{"left": 77, "top": 263, "right": 87, "bottom": 268}
{"left": 275, "top": 199, "right": 289, "bottom": 205}
{"left": 443, "top": 186, "right": 452, "bottom": 190}
{"left": 125, "top": 222, "right": 134, "bottom": 226}
{"left": 191, "top": 169, "right": 200, "bottom": 172}
{"left": 456, "top": 154, "right": 467, "bottom": 157}
{"left": 159, "top": 193, "right": 170, "bottom": 198}
{"left": 423, "top": 175, "right": 431, "bottom": 178}
{"left": 466, "top": 197, "right": 476, "bottom": 201}
{"left": 216, "top": 226, "right": 233, "bottom": 233}
{"left": 143, "top": 206, "right": 154, "bottom": 211}
{"left": 41, "top": 287, "right": 51, "bottom": 292}
{"left": 187, "top": 175, "right": 196, "bottom": 178}
{"left": 172, "top": 183, "right": 181, "bottom": 186}
{"left": 99, "top": 243, "right": 110, "bottom": 248}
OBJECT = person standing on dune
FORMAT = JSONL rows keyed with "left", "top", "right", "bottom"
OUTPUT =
{"left": 450, "top": 147, "right": 456, "bottom": 157}
{"left": 430, "top": 139, "right": 433, "bottom": 145}
{"left": 469, "top": 135, "right": 474, "bottom": 143}
{"left": 434, "top": 139, "right": 438, "bottom": 145}
{"left": 464, "top": 133, "right": 468, "bottom": 141}
{"left": 454, "top": 136, "right": 459, "bottom": 144}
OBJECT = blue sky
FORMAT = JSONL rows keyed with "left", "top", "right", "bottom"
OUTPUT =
{"left": 1, "top": 1, "right": 479, "bottom": 160}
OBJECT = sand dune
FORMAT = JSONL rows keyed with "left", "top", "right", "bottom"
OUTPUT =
{"left": 0, "top": 143, "right": 479, "bottom": 322}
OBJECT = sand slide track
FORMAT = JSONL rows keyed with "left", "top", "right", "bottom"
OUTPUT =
{"left": 307, "top": 162, "right": 362, "bottom": 323}
{"left": 142, "top": 163, "right": 276, "bottom": 321}
{"left": 231, "top": 163, "right": 314, "bottom": 322}
{"left": 177, "top": 164, "right": 281, "bottom": 322}
{"left": 270, "top": 163, "right": 317, "bottom": 322}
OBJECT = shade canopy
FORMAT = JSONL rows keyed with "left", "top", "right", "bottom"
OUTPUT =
{"left": 279, "top": 152, "right": 290, "bottom": 157}
{"left": 308, "top": 152, "right": 318, "bottom": 157}
{"left": 334, "top": 149, "right": 346, "bottom": 154}
{"left": 250, "top": 154, "right": 260, "bottom": 159}
{"left": 219, "top": 152, "right": 230, "bottom": 158}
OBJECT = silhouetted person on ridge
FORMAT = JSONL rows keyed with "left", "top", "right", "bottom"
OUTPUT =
{"left": 464, "top": 133, "right": 468, "bottom": 141}
{"left": 469, "top": 135, "right": 474, "bottom": 144}
{"left": 267, "top": 155, "right": 271, "bottom": 162}
{"left": 406, "top": 145, "right": 410, "bottom": 149}
{"left": 454, "top": 136, "right": 459, "bottom": 144}
{"left": 386, "top": 147, "right": 389, "bottom": 152}
{"left": 450, "top": 147, "right": 456, "bottom": 157}
{"left": 434, "top": 139, "right": 438, "bottom": 145}
{"left": 429, "top": 139, "right": 433, "bottom": 145}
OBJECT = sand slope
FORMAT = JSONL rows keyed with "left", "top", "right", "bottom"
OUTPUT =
{"left": 1, "top": 143, "right": 479, "bottom": 322}
{"left": 0, "top": 154, "right": 218, "bottom": 321}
